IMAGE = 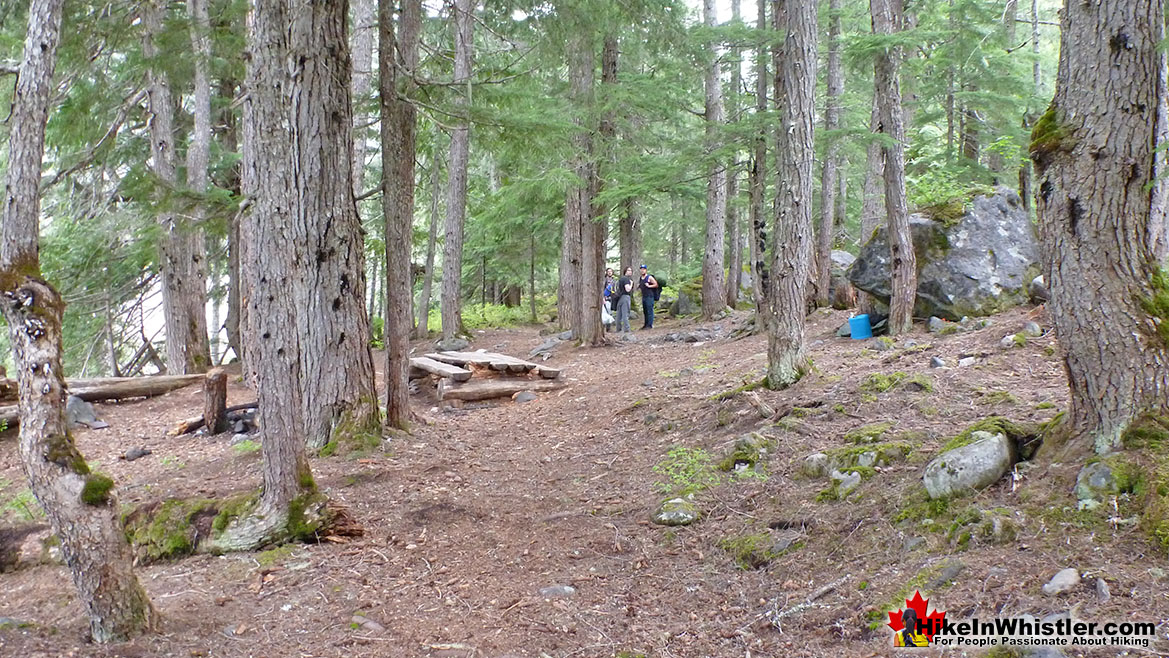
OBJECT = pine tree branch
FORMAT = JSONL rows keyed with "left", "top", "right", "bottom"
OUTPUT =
{"left": 41, "top": 87, "right": 147, "bottom": 190}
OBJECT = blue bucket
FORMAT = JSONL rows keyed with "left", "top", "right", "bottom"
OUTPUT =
{"left": 849, "top": 314, "right": 873, "bottom": 340}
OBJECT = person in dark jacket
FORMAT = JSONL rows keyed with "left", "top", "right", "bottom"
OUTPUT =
{"left": 638, "top": 264, "right": 658, "bottom": 329}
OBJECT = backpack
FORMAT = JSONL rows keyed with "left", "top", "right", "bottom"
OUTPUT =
{"left": 652, "top": 275, "right": 665, "bottom": 301}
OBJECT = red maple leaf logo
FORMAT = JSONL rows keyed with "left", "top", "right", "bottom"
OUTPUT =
{"left": 887, "top": 590, "right": 946, "bottom": 642}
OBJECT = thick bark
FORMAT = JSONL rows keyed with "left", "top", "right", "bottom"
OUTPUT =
{"left": 381, "top": 0, "right": 422, "bottom": 429}
{"left": 701, "top": 0, "right": 728, "bottom": 320}
{"left": 415, "top": 156, "right": 441, "bottom": 338}
{"left": 872, "top": 0, "right": 915, "bottom": 334}
{"left": 351, "top": 0, "right": 376, "bottom": 197}
{"left": 0, "top": 0, "right": 156, "bottom": 642}
{"left": 220, "top": 75, "right": 244, "bottom": 365}
{"left": 288, "top": 0, "right": 380, "bottom": 450}
{"left": 619, "top": 197, "right": 641, "bottom": 275}
{"left": 145, "top": 0, "right": 211, "bottom": 375}
{"left": 749, "top": 0, "right": 769, "bottom": 322}
{"left": 766, "top": 0, "right": 817, "bottom": 388}
{"left": 815, "top": 0, "right": 843, "bottom": 308}
{"left": 228, "top": 0, "right": 325, "bottom": 550}
{"left": 1031, "top": 0, "right": 1169, "bottom": 456}
{"left": 560, "top": 29, "right": 593, "bottom": 340}
{"left": 203, "top": 368, "right": 229, "bottom": 434}
{"left": 857, "top": 97, "right": 884, "bottom": 316}
{"left": 725, "top": 0, "right": 743, "bottom": 310}
{"left": 441, "top": 0, "right": 473, "bottom": 342}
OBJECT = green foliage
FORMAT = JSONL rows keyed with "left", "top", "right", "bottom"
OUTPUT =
{"left": 858, "top": 372, "right": 906, "bottom": 393}
{"left": 719, "top": 532, "right": 796, "bottom": 570}
{"left": 653, "top": 446, "right": 720, "bottom": 496}
{"left": 844, "top": 422, "right": 895, "bottom": 444}
{"left": 231, "top": 439, "right": 260, "bottom": 454}
{"left": 124, "top": 498, "right": 220, "bottom": 562}
{"left": 1, "top": 486, "right": 44, "bottom": 522}
{"left": 80, "top": 473, "right": 115, "bottom": 506}
{"left": 1140, "top": 267, "right": 1169, "bottom": 345}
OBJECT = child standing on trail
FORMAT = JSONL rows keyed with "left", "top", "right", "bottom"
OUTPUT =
{"left": 638, "top": 265, "right": 658, "bottom": 330}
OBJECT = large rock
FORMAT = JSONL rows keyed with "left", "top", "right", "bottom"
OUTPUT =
{"left": 923, "top": 431, "right": 1016, "bottom": 499}
{"left": 652, "top": 496, "right": 700, "bottom": 526}
{"left": 847, "top": 188, "right": 1040, "bottom": 320}
{"left": 669, "top": 289, "right": 699, "bottom": 317}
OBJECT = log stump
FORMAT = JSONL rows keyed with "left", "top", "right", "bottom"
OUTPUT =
{"left": 203, "top": 368, "right": 229, "bottom": 434}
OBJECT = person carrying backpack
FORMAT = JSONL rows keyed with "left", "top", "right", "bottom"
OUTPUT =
{"left": 638, "top": 264, "right": 659, "bottom": 329}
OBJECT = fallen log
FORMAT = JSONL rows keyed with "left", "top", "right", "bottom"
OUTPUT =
{"left": 437, "top": 377, "right": 567, "bottom": 402}
{"left": 426, "top": 351, "right": 561, "bottom": 379}
{"left": 0, "top": 374, "right": 206, "bottom": 404}
{"left": 69, "top": 374, "right": 206, "bottom": 402}
{"left": 409, "top": 356, "right": 472, "bottom": 382}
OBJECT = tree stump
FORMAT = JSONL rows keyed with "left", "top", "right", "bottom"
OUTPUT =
{"left": 203, "top": 368, "right": 228, "bottom": 434}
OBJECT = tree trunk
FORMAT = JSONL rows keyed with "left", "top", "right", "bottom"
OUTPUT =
{"left": 560, "top": 29, "right": 592, "bottom": 340}
{"left": 441, "top": 0, "right": 473, "bottom": 343}
{"left": 749, "top": 0, "right": 769, "bottom": 323}
{"left": 145, "top": 0, "right": 211, "bottom": 375}
{"left": 415, "top": 156, "right": 441, "bottom": 338}
{"left": 529, "top": 230, "right": 538, "bottom": 322}
{"left": 289, "top": 0, "right": 380, "bottom": 450}
{"left": 766, "top": 0, "right": 817, "bottom": 388}
{"left": 0, "top": 0, "right": 156, "bottom": 641}
{"left": 203, "top": 368, "right": 229, "bottom": 434}
{"left": 1032, "top": 0, "right": 1169, "bottom": 456}
{"left": 381, "top": 0, "right": 421, "bottom": 430}
{"left": 701, "top": 0, "right": 728, "bottom": 320}
{"left": 351, "top": 0, "right": 376, "bottom": 197}
{"left": 725, "top": 0, "right": 743, "bottom": 310}
{"left": 226, "top": 0, "right": 329, "bottom": 551}
{"left": 872, "top": 0, "right": 915, "bottom": 334}
{"left": 857, "top": 97, "right": 884, "bottom": 316}
{"left": 619, "top": 197, "right": 641, "bottom": 275}
{"left": 815, "top": 0, "right": 843, "bottom": 308}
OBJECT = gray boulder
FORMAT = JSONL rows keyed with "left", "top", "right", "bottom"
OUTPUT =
{"left": 847, "top": 188, "right": 1040, "bottom": 320}
{"left": 830, "top": 469, "right": 862, "bottom": 498}
{"left": 1042, "top": 568, "right": 1080, "bottom": 596}
{"left": 1074, "top": 462, "right": 1119, "bottom": 510}
{"left": 923, "top": 431, "right": 1016, "bottom": 499}
{"left": 66, "top": 395, "right": 108, "bottom": 429}
{"left": 435, "top": 337, "right": 471, "bottom": 352}
{"left": 669, "top": 290, "right": 699, "bottom": 317}
{"left": 652, "top": 496, "right": 700, "bottom": 526}
{"left": 1029, "top": 275, "right": 1050, "bottom": 304}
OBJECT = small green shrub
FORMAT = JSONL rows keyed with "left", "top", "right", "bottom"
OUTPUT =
{"left": 232, "top": 439, "right": 261, "bottom": 454}
{"left": 653, "top": 446, "right": 721, "bottom": 495}
{"left": 859, "top": 372, "right": 907, "bottom": 393}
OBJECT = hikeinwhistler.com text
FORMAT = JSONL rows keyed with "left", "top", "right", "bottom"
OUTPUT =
{"left": 923, "top": 617, "right": 1157, "bottom": 649}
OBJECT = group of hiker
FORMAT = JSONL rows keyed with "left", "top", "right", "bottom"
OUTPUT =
{"left": 602, "top": 264, "right": 661, "bottom": 333}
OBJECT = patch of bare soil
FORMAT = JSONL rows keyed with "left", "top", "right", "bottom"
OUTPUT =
{"left": 0, "top": 308, "right": 1165, "bottom": 657}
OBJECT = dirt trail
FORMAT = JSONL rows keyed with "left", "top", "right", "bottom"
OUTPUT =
{"left": 0, "top": 309, "right": 1164, "bottom": 657}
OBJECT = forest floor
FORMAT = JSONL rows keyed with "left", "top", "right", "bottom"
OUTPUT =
{"left": 0, "top": 306, "right": 1166, "bottom": 658}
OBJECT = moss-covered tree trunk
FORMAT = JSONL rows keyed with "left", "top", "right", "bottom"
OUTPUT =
{"left": 1031, "top": 0, "right": 1169, "bottom": 456}
{"left": 1, "top": 0, "right": 156, "bottom": 642}
{"left": 226, "top": 0, "right": 330, "bottom": 549}
{"left": 766, "top": 0, "right": 817, "bottom": 388}
{"left": 287, "top": 0, "right": 380, "bottom": 451}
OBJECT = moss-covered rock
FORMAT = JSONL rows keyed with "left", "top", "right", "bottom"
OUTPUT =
{"left": 844, "top": 422, "right": 894, "bottom": 444}
{"left": 717, "top": 433, "right": 772, "bottom": 472}
{"left": 123, "top": 498, "right": 221, "bottom": 563}
{"left": 80, "top": 473, "right": 114, "bottom": 506}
